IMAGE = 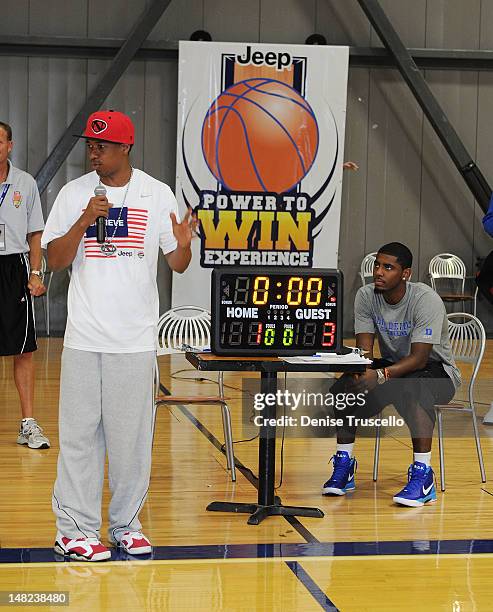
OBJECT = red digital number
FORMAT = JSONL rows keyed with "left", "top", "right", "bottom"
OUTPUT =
{"left": 247, "top": 322, "right": 263, "bottom": 345}
{"left": 256, "top": 322, "right": 263, "bottom": 344}
{"left": 322, "top": 322, "right": 336, "bottom": 347}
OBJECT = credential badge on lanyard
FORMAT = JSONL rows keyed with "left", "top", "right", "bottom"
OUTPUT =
{"left": 0, "top": 185, "right": 10, "bottom": 251}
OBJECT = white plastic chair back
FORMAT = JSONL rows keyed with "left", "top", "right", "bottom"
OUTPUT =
{"left": 441, "top": 312, "right": 487, "bottom": 488}
{"left": 429, "top": 253, "right": 466, "bottom": 293}
{"left": 360, "top": 252, "right": 377, "bottom": 286}
{"left": 447, "top": 313, "right": 485, "bottom": 392}
{"left": 157, "top": 306, "right": 211, "bottom": 355}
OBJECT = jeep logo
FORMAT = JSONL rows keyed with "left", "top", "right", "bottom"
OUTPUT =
{"left": 236, "top": 46, "right": 292, "bottom": 71}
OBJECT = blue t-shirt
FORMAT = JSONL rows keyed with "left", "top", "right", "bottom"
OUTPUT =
{"left": 483, "top": 193, "right": 493, "bottom": 237}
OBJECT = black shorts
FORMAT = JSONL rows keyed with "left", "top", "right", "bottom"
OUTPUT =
{"left": 0, "top": 253, "right": 37, "bottom": 356}
{"left": 331, "top": 358, "right": 456, "bottom": 431}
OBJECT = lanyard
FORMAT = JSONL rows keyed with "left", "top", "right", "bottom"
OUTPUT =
{"left": 0, "top": 184, "right": 10, "bottom": 208}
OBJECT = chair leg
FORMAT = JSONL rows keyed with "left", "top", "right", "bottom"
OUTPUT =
{"left": 437, "top": 409, "right": 445, "bottom": 492}
{"left": 221, "top": 402, "right": 236, "bottom": 482}
{"left": 218, "top": 371, "right": 236, "bottom": 481}
{"left": 373, "top": 423, "right": 380, "bottom": 482}
{"left": 471, "top": 404, "right": 487, "bottom": 483}
{"left": 218, "top": 371, "right": 225, "bottom": 399}
{"left": 154, "top": 356, "right": 160, "bottom": 398}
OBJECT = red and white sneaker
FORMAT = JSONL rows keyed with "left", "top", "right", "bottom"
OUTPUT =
{"left": 111, "top": 531, "right": 152, "bottom": 555}
{"left": 54, "top": 535, "right": 111, "bottom": 562}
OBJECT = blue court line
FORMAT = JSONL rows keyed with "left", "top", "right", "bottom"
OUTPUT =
{"left": 3, "top": 539, "right": 493, "bottom": 564}
{"left": 286, "top": 561, "right": 339, "bottom": 612}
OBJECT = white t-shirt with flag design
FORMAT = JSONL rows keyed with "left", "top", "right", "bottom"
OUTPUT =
{"left": 41, "top": 169, "right": 178, "bottom": 353}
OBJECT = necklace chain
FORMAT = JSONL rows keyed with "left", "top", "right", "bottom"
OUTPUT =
{"left": 100, "top": 168, "right": 133, "bottom": 246}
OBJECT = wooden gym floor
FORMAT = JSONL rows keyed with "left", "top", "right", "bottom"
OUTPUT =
{"left": 1, "top": 338, "right": 493, "bottom": 611}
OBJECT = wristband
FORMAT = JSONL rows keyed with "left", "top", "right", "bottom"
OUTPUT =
{"left": 375, "top": 369, "right": 386, "bottom": 385}
{"left": 30, "top": 270, "right": 44, "bottom": 282}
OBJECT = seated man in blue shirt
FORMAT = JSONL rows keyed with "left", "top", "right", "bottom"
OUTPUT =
{"left": 322, "top": 242, "right": 460, "bottom": 507}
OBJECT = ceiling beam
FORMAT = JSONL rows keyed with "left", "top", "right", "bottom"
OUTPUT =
{"left": 3, "top": 36, "right": 493, "bottom": 71}
{"left": 35, "top": 0, "right": 174, "bottom": 195}
{"left": 357, "top": 0, "right": 491, "bottom": 213}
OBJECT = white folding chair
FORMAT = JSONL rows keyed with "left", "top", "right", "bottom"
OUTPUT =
{"left": 434, "top": 313, "right": 486, "bottom": 491}
{"left": 155, "top": 306, "right": 236, "bottom": 482}
{"left": 429, "top": 253, "right": 477, "bottom": 316}
{"left": 360, "top": 252, "right": 377, "bottom": 286}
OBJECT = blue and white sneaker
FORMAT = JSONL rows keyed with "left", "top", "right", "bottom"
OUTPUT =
{"left": 322, "top": 451, "right": 357, "bottom": 495}
{"left": 393, "top": 462, "right": 437, "bottom": 507}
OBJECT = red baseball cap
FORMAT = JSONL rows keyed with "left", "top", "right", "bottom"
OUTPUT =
{"left": 77, "top": 110, "right": 134, "bottom": 145}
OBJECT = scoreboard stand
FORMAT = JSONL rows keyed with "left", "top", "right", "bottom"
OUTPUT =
{"left": 191, "top": 266, "right": 365, "bottom": 524}
{"left": 186, "top": 353, "right": 365, "bottom": 525}
{"left": 209, "top": 368, "right": 323, "bottom": 525}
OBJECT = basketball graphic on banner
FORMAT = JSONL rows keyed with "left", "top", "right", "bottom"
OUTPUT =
{"left": 201, "top": 78, "right": 319, "bottom": 193}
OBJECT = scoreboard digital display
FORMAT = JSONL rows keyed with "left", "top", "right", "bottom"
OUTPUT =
{"left": 211, "top": 267, "right": 343, "bottom": 356}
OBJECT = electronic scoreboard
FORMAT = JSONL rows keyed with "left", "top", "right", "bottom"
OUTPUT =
{"left": 211, "top": 267, "right": 343, "bottom": 356}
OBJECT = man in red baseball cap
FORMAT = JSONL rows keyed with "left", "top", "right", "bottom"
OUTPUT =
{"left": 73, "top": 110, "right": 137, "bottom": 190}
{"left": 42, "top": 109, "right": 195, "bottom": 561}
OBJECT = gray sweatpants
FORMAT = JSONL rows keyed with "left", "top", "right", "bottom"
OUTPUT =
{"left": 53, "top": 347, "right": 156, "bottom": 542}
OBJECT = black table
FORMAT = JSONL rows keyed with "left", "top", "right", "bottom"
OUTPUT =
{"left": 186, "top": 353, "right": 366, "bottom": 525}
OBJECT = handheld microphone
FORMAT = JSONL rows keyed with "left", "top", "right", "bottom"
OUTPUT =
{"left": 94, "top": 184, "right": 107, "bottom": 244}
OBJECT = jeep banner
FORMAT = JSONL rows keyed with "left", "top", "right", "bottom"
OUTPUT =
{"left": 172, "top": 41, "right": 349, "bottom": 309}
